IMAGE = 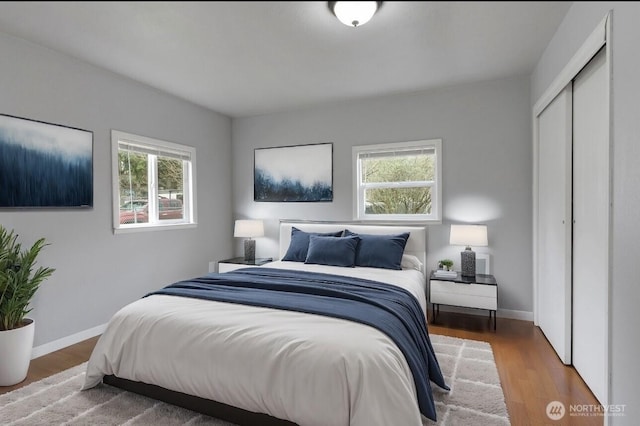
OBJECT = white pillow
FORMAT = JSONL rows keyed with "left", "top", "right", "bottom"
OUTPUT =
{"left": 401, "top": 254, "right": 423, "bottom": 272}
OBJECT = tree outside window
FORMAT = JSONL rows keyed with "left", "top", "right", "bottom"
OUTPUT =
{"left": 353, "top": 140, "right": 441, "bottom": 222}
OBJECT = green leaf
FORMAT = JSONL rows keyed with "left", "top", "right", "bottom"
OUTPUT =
{"left": 0, "top": 226, "right": 55, "bottom": 331}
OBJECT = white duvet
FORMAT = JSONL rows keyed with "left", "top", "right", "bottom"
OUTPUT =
{"left": 83, "top": 262, "right": 428, "bottom": 426}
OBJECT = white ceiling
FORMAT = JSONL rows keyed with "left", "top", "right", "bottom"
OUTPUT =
{"left": 0, "top": 1, "right": 571, "bottom": 118}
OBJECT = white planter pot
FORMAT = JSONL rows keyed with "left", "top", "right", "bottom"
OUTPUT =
{"left": 0, "top": 318, "right": 35, "bottom": 386}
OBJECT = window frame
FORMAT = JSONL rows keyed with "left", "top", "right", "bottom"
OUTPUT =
{"left": 111, "top": 130, "right": 197, "bottom": 234}
{"left": 352, "top": 139, "right": 442, "bottom": 223}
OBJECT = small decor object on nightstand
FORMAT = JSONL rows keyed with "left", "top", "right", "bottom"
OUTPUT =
{"left": 234, "top": 219, "right": 264, "bottom": 261}
{"left": 449, "top": 224, "right": 488, "bottom": 277}
{"left": 438, "top": 259, "right": 454, "bottom": 271}
{"left": 435, "top": 259, "right": 457, "bottom": 278}
{"left": 434, "top": 270, "right": 457, "bottom": 279}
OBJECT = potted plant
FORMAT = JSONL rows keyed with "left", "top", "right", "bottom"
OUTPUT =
{"left": 0, "top": 225, "right": 55, "bottom": 386}
{"left": 438, "top": 259, "right": 454, "bottom": 271}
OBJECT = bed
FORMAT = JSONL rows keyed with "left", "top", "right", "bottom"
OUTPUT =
{"left": 83, "top": 221, "right": 448, "bottom": 425}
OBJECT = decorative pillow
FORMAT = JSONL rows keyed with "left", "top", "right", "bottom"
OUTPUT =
{"left": 282, "top": 227, "right": 344, "bottom": 262}
{"left": 401, "top": 254, "right": 423, "bottom": 272}
{"left": 344, "top": 230, "right": 410, "bottom": 270}
{"left": 305, "top": 235, "right": 360, "bottom": 267}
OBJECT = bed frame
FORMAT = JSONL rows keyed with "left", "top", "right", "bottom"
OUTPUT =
{"left": 102, "top": 375, "right": 296, "bottom": 425}
{"left": 102, "top": 220, "right": 428, "bottom": 425}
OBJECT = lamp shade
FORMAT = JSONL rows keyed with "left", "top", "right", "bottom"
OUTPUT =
{"left": 329, "top": 1, "right": 381, "bottom": 28}
{"left": 449, "top": 224, "right": 488, "bottom": 247}
{"left": 234, "top": 220, "right": 264, "bottom": 238}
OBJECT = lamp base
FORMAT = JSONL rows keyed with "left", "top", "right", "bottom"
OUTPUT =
{"left": 244, "top": 239, "right": 256, "bottom": 262}
{"left": 460, "top": 248, "right": 476, "bottom": 277}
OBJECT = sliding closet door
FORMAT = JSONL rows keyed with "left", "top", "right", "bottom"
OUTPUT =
{"left": 572, "top": 47, "right": 609, "bottom": 404}
{"left": 536, "top": 85, "right": 573, "bottom": 364}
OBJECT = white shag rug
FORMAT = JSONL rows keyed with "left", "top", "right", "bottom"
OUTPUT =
{"left": 427, "top": 334, "right": 510, "bottom": 425}
{"left": 0, "top": 334, "right": 509, "bottom": 425}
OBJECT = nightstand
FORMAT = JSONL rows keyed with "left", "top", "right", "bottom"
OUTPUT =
{"left": 216, "top": 257, "right": 273, "bottom": 273}
{"left": 429, "top": 271, "right": 498, "bottom": 330}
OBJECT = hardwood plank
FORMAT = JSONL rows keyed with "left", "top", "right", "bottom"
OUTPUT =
{"left": 1, "top": 316, "right": 603, "bottom": 425}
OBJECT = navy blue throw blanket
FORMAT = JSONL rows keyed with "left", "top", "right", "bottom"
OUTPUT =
{"left": 146, "top": 267, "right": 449, "bottom": 421}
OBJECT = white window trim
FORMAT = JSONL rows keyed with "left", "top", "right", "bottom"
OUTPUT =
{"left": 111, "top": 130, "right": 197, "bottom": 234}
{"left": 352, "top": 139, "right": 442, "bottom": 223}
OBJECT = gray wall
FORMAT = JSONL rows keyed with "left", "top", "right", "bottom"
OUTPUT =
{"left": 531, "top": 2, "right": 640, "bottom": 423}
{"left": 232, "top": 76, "right": 533, "bottom": 315}
{"left": 0, "top": 32, "right": 233, "bottom": 347}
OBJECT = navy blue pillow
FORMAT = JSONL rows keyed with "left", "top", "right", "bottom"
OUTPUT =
{"left": 344, "top": 230, "right": 410, "bottom": 270}
{"left": 282, "top": 227, "right": 344, "bottom": 262}
{"left": 305, "top": 235, "right": 360, "bottom": 267}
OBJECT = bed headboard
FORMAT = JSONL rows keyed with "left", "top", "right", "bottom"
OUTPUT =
{"left": 278, "top": 220, "right": 427, "bottom": 274}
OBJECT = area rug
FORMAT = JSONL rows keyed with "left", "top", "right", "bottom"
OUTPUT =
{"left": 0, "top": 335, "right": 509, "bottom": 426}
{"left": 427, "top": 334, "right": 510, "bottom": 425}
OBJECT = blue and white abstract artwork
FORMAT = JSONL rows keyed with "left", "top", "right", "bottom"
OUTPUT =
{"left": 0, "top": 114, "right": 93, "bottom": 208}
{"left": 254, "top": 143, "right": 333, "bottom": 202}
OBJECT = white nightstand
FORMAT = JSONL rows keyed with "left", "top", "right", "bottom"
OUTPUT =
{"left": 429, "top": 271, "right": 498, "bottom": 330}
{"left": 216, "top": 257, "right": 273, "bottom": 273}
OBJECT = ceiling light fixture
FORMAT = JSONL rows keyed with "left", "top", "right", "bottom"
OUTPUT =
{"left": 328, "top": 1, "right": 382, "bottom": 28}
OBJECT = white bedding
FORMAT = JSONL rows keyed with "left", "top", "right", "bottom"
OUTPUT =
{"left": 83, "top": 263, "right": 428, "bottom": 426}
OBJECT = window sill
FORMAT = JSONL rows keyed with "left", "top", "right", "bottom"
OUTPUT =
{"left": 113, "top": 222, "right": 197, "bottom": 235}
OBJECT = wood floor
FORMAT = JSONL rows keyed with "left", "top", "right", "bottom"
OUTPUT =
{"left": 1, "top": 313, "right": 602, "bottom": 426}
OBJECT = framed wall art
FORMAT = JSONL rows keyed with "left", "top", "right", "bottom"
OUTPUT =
{"left": 0, "top": 114, "right": 93, "bottom": 208}
{"left": 476, "top": 253, "right": 491, "bottom": 274}
{"left": 254, "top": 142, "right": 333, "bottom": 202}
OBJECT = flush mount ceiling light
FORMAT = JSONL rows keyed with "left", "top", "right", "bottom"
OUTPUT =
{"left": 328, "top": 1, "right": 382, "bottom": 28}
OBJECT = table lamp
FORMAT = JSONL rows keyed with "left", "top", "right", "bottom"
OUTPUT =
{"left": 449, "top": 224, "right": 488, "bottom": 277}
{"left": 234, "top": 219, "right": 264, "bottom": 261}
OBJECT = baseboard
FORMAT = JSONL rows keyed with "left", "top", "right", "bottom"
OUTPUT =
{"left": 498, "top": 308, "right": 533, "bottom": 321}
{"left": 31, "top": 323, "right": 107, "bottom": 359}
{"left": 434, "top": 305, "right": 533, "bottom": 322}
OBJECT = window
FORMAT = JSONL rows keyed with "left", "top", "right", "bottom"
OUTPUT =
{"left": 111, "top": 130, "right": 196, "bottom": 233}
{"left": 352, "top": 139, "right": 442, "bottom": 222}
